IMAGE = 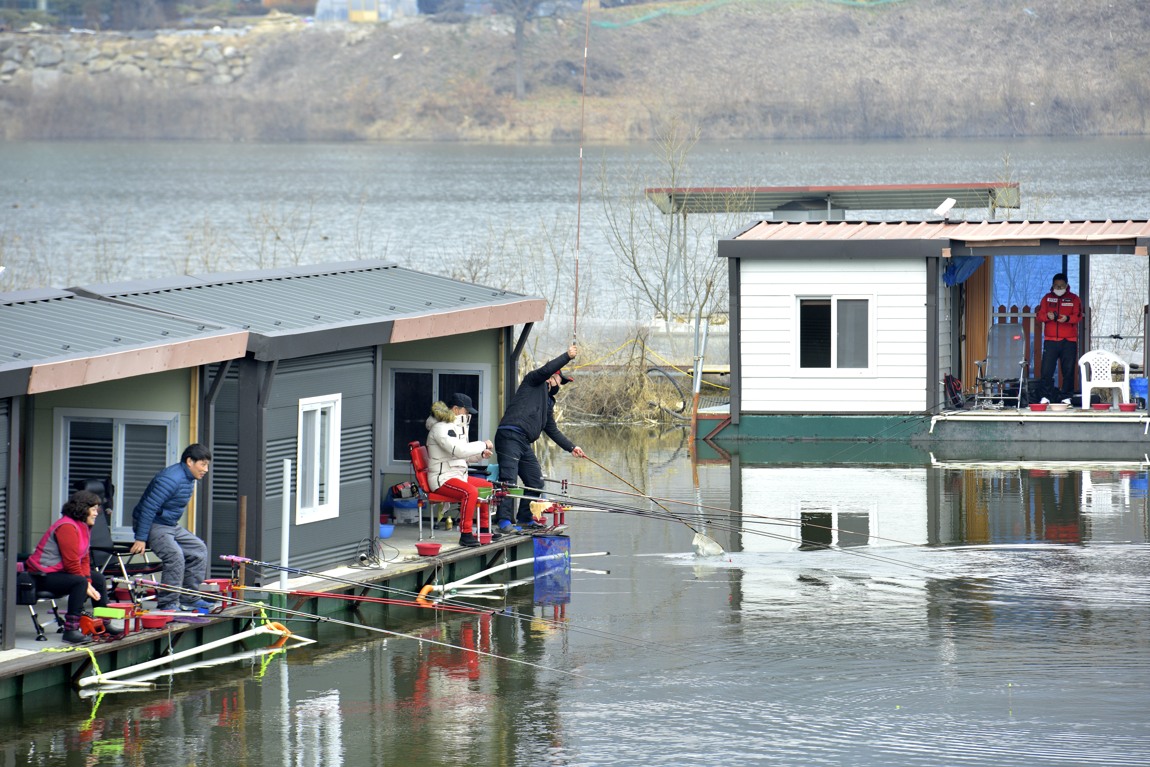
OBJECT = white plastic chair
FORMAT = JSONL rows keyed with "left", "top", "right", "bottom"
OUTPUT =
{"left": 1078, "top": 349, "right": 1129, "bottom": 408}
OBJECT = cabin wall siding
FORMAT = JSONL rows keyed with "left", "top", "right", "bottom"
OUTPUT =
{"left": 740, "top": 258, "right": 927, "bottom": 413}
{"left": 260, "top": 349, "right": 376, "bottom": 576}
{"left": 0, "top": 399, "right": 9, "bottom": 649}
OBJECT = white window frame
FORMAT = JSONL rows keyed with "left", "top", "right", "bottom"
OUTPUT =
{"left": 54, "top": 408, "right": 181, "bottom": 530}
{"left": 296, "top": 393, "right": 342, "bottom": 525}
{"left": 795, "top": 294, "right": 874, "bottom": 374}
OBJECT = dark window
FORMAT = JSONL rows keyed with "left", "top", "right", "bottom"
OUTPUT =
{"left": 799, "top": 299, "right": 831, "bottom": 368}
{"left": 391, "top": 369, "right": 482, "bottom": 462}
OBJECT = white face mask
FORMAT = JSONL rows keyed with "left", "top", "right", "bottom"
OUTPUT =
{"left": 1053, "top": 288, "right": 1067, "bottom": 297}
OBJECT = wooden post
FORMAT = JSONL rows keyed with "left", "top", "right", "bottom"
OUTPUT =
{"left": 237, "top": 496, "right": 247, "bottom": 588}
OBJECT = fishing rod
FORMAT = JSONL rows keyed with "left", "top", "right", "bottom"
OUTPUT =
{"left": 136, "top": 579, "right": 594, "bottom": 681}
{"left": 526, "top": 485, "right": 941, "bottom": 574}
{"left": 571, "top": 0, "right": 593, "bottom": 345}
{"left": 813, "top": 388, "right": 967, "bottom": 465}
{"left": 529, "top": 456, "right": 725, "bottom": 556}
{"left": 545, "top": 477, "right": 932, "bottom": 550}
{"left": 222, "top": 554, "right": 731, "bottom": 663}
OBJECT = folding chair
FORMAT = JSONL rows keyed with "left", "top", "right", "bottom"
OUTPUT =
{"left": 408, "top": 441, "right": 490, "bottom": 541}
{"left": 409, "top": 441, "right": 454, "bottom": 540}
{"left": 89, "top": 508, "right": 161, "bottom": 605}
{"left": 16, "top": 558, "right": 65, "bottom": 642}
{"left": 974, "top": 324, "right": 1028, "bottom": 409}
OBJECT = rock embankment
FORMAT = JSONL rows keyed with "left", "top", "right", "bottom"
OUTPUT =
{"left": 0, "top": 30, "right": 253, "bottom": 87}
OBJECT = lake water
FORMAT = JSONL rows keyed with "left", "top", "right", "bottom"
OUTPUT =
{"left": 3, "top": 137, "right": 1149, "bottom": 348}
{"left": 3, "top": 426, "right": 1149, "bottom": 767}
{"left": 3, "top": 139, "right": 1150, "bottom": 764}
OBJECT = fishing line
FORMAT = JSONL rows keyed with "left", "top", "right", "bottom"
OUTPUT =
{"left": 222, "top": 554, "right": 727, "bottom": 663}
{"left": 548, "top": 478, "right": 930, "bottom": 550}
{"left": 525, "top": 485, "right": 940, "bottom": 574}
{"left": 571, "top": 0, "right": 592, "bottom": 343}
{"left": 136, "top": 579, "right": 594, "bottom": 681}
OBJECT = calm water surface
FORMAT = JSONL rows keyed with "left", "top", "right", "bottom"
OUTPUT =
{"left": 3, "top": 427, "right": 1149, "bottom": 766}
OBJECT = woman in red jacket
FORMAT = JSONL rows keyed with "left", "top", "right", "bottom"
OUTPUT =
{"left": 25, "top": 490, "right": 109, "bottom": 644}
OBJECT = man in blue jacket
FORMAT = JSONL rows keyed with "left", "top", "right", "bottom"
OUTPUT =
{"left": 494, "top": 345, "right": 585, "bottom": 532}
{"left": 129, "top": 443, "right": 214, "bottom": 612}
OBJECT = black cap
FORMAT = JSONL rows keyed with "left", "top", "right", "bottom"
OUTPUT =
{"left": 447, "top": 392, "right": 478, "bottom": 414}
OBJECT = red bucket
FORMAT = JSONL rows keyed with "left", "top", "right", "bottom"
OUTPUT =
{"left": 477, "top": 532, "right": 492, "bottom": 544}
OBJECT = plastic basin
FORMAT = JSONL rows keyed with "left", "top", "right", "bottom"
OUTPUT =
{"left": 1119, "top": 402, "right": 1137, "bottom": 412}
{"left": 378, "top": 523, "right": 395, "bottom": 539}
{"left": 1029, "top": 403, "right": 1047, "bottom": 412}
{"left": 414, "top": 541, "right": 442, "bottom": 557}
{"left": 140, "top": 614, "right": 173, "bottom": 629}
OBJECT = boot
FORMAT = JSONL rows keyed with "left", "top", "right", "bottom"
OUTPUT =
{"left": 62, "top": 613, "right": 88, "bottom": 645}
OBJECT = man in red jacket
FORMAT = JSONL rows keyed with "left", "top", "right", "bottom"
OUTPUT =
{"left": 1037, "top": 273, "right": 1083, "bottom": 402}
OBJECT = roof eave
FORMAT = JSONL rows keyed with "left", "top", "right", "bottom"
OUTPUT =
{"left": 0, "top": 331, "right": 249, "bottom": 397}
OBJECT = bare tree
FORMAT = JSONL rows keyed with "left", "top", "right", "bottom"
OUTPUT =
{"left": 599, "top": 120, "right": 733, "bottom": 332}
{"left": 491, "top": 0, "right": 547, "bottom": 100}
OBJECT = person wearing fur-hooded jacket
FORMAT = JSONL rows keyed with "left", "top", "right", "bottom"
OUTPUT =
{"left": 425, "top": 393, "right": 494, "bottom": 547}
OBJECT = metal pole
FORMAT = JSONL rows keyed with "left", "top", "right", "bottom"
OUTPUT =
{"left": 280, "top": 459, "right": 290, "bottom": 591}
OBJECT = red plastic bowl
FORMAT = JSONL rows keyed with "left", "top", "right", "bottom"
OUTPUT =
{"left": 140, "top": 614, "right": 173, "bottom": 629}
{"left": 1092, "top": 403, "right": 1112, "bottom": 411}
{"left": 414, "top": 541, "right": 442, "bottom": 557}
{"left": 1029, "top": 403, "right": 1048, "bottom": 412}
{"left": 1119, "top": 402, "right": 1137, "bottom": 412}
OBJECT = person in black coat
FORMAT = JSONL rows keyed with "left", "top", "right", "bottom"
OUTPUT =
{"left": 494, "top": 345, "right": 585, "bottom": 531}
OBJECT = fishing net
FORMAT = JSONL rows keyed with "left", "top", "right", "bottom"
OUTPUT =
{"left": 532, "top": 536, "right": 571, "bottom": 605}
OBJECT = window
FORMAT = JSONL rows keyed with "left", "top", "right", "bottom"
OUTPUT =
{"left": 799, "top": 297, "right": 869, "bottom": 369}
{"left": 389, "top": 367, "right": 483, "bottom": 463}
{"left": 56, "top": 410, "right": 179, "bottom": 530}
{"left": 296, "top": 394, "right": 341, "bottom": 524}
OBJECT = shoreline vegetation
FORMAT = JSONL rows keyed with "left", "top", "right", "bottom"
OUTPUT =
{"left": 1, "top": 0, "right": 1147, "bottom": 142}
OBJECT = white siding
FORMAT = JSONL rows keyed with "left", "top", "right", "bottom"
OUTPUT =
{"left": 740, "top": 258, "right": 927, "bottom": 413}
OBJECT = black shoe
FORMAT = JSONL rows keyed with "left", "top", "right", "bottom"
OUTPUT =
{"left": 62, "top": 629, "right": 89, "bottom": 645}
{"left": 458, "top": 533, "right": 481, "bottom": 547}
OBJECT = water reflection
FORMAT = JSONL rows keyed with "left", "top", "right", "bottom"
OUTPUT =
{"left": 736, "top": 462, "right": 1150, "bottom": 553}
{"left": 4, "top": 431, "right": 1150, "bottom": 767}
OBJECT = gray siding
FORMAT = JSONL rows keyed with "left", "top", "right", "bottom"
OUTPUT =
{"left": 0, "top": 399, "right": 9, "bottom": 648}
{"left": 260, "top": 349, "right": 376, "bottom": 578}
{"left": 208, "top": 364, "right": 241, "bottom": 577}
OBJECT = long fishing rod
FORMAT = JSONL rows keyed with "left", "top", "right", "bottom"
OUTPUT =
{"left": 582, "top": 454, "right": 725, "bottom": 555}
{"left": 223, "top": 554, "right": 730, "bottom": 663}
{"left": 814, "top": 388, "right": 966, "bottom": 465}
{"left": 546, "top": 477, "right": 932, "bottom": 550}
{"left": 136, "top": 579, "right": 593, "bottom": 681}
{"left": 571, "top": 0, "right": 593, "bottom": 344}
{"left": 526, "top": 485, "right": 940, "bottom": 574}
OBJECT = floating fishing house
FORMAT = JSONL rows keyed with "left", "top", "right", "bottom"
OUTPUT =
{"left": 0, "top": 260, "right": 548, "bottom": 658}
{"left": 692, "top": 203, "right": 1150, "bottom": 449}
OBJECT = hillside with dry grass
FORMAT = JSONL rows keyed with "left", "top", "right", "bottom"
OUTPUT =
{"left": 2, "top": 0, "right": 1148, "bottom": 141}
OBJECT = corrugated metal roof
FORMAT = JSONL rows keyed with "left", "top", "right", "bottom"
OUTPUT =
{"left": 75, "top": 260, "right": 547, "bottom": 361}
{"left": 0, "top": 289, "right": 248, "bottom": 397}
{"left": 730, "top": 219, "right": 1150, "bottom": 247}
{"left": 646, "top": 183, "right": 1021, "bottom": 215}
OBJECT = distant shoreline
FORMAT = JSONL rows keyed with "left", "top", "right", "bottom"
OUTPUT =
{"left": 2, "top": 0, "right": 1147, "bottom": 142}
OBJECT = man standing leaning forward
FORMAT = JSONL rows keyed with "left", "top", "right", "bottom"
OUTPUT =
{"left": 494, "top": 345, "right": 586, "bottom": 533}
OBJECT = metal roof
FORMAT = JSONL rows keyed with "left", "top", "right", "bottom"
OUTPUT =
{"left": 0, "top": 289, "right": 248, "bottom": 398}
{"left": 74, "top": 260, "right": 547, "bottom": 361}
{"left": 645, "top": 183, "right": 1021, "bottom": 215}
{"left": 721, "top": 219, "right": 1150, "bottom": 260}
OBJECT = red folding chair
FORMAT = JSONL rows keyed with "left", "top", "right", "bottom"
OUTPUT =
{"left": 409, "top": 441, "right": 457, "bottom": 541}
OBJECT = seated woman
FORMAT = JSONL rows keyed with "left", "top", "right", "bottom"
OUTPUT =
{"left": 24, "top": 490, "right": 110, "bottom": 644}
{"left": 425, "top": 393, "right": 494, "bottom": 548}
